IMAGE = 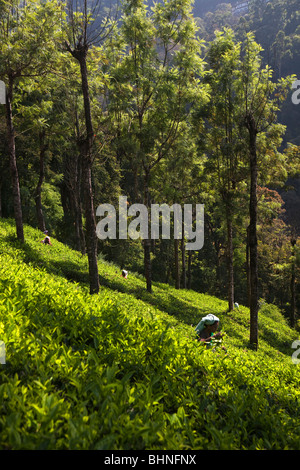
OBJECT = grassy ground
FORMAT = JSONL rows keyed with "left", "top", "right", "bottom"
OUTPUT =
{"left": 0, "top": 218, "right": 299, "bottom": 450}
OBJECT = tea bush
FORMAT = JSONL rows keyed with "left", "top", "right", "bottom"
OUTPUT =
{"left": 0, "top": 219, "right": 300, "bottom": 449}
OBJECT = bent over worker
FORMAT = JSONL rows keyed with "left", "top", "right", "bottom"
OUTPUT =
{"left": 195, "top": 314, "right": 223, "bottom": 347}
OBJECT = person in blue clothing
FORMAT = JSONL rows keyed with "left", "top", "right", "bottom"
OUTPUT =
{"left": 195, "top": 314, "right": 223, "bottom": 347}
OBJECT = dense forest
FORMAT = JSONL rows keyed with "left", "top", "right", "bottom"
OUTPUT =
{"left": 0, "top": 0, "right": 299, "bottom": 348}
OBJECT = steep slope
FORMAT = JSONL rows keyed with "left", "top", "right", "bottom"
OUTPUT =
{"left": 0, "top": 219, "right": 299, "bottom": 450}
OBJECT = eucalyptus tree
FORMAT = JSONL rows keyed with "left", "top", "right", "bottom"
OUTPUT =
{"left": 199, "top": 28, "right": 296, "bottom": 346}
{"left": 202, "top": 29, "right": 248, "bottom": 312}
{"left": 239, "top": 32, "right": 295, "bottom": 349}
{"left": 18, "top": 92, "right": 52, "bottom": 233}
{"left": 108, "top": 0, "right": 208, "bottom": 292}
{"left": 0, "top": 0, "right": 63, "bottom": 242}
{"left": 64, "top": 0, "right": 117, "bottom": 294}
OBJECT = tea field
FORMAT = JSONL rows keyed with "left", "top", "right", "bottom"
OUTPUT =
{"left": 0, "top": 218, "right": 300, "bottom": 450}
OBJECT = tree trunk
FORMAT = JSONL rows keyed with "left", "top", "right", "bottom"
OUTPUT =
{"left": 66, "top": 148, "right": 86, "bottom": 254}
{"left": 74, "top": 191, "right": 86, "bottom": 255}
{"left": 143, "top": 239, "right": 152, "bottom": 292}
{"left": 82, "top": 163, "right": 99, "bottom": 294}
{"left": 246, "top": 225, "right": 251, "bottom": 308}
{"left": 226, "top": 208, "right": 234, "bottom": 311}
{"left": 174, "top": 238, "right": 180, "bottom": 289}
{"left": 187, "top": 250, "right": 192, "bottom": 289}
{"left": 181, "top": 234, "right": 186, "bottom": 289}
{"left": 35, "top": 130, "right": 47, "bottom": 232}
{"left": 73, "top": 165, "right": 86, "bottom": 255}
{"left": 290, "top": 237, "right": 296, "bottom": 328}
{"left": 166, "top": 243, "right": 171, "bottom": 284}
{"left": 247, "top": 115, "right": 259, "bottom": 350}
{"left": 0, "top": 181, "right": 2, "bottom": 218}
{"left": 143, "top": 169, "right": 152, "bottom": 293}
{"left": 5, "top": 77, "right": 24, "bottom": 242}
{"left": 75, "top": 49, "right": 99, "bottom": 294}
{"left": 73, "top": 110, "right": 86, "bottom": 254}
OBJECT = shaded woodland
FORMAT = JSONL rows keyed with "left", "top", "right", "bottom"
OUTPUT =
{"left": 0, "top": 0, "right": 299, "bottom": 348}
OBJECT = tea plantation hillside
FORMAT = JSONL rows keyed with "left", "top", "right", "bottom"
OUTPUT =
{"left": 0, "top": 219, "right": 300, "bottom": 450}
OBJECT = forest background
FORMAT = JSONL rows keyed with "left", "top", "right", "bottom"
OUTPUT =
{"left": 0, "top": 0, "right": 299, "bottom": 335}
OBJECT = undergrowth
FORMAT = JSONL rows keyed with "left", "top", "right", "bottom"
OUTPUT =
{"left": 0, "top": 219, "right": 299, "bottom": 450}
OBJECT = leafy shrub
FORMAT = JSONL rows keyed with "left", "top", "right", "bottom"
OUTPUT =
{"left": 0, "top": 219, "right": 300, "bottom": 449}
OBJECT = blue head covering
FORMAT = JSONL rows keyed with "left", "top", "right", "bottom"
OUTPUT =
{"left": 195, "top": 314, "right": 219, "bottom": 334}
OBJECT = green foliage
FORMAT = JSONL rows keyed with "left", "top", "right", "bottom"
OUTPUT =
{"left": 0, "top": 219, "right": 300, "bottom": 449}
{"left": 0, "top": 0, "right": 299, "bottom": 451}
{"left": 0, "top": 0, "right": 63, "bottom": 81}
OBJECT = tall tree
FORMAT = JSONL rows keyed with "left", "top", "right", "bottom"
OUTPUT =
{"left": 64, "top": 0, "right": 116, "bottom": 294}
{"left": 0, "top": 0, "right": 62, "bottom": 241}
{"left": 239, "top": 32, "right": 294, "bottom": 348}
{"left": 108, "top": 0, "right": 207, "bottom": 292}
{"left": 202, "top": 29, "right": 248, "bottom": 311}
